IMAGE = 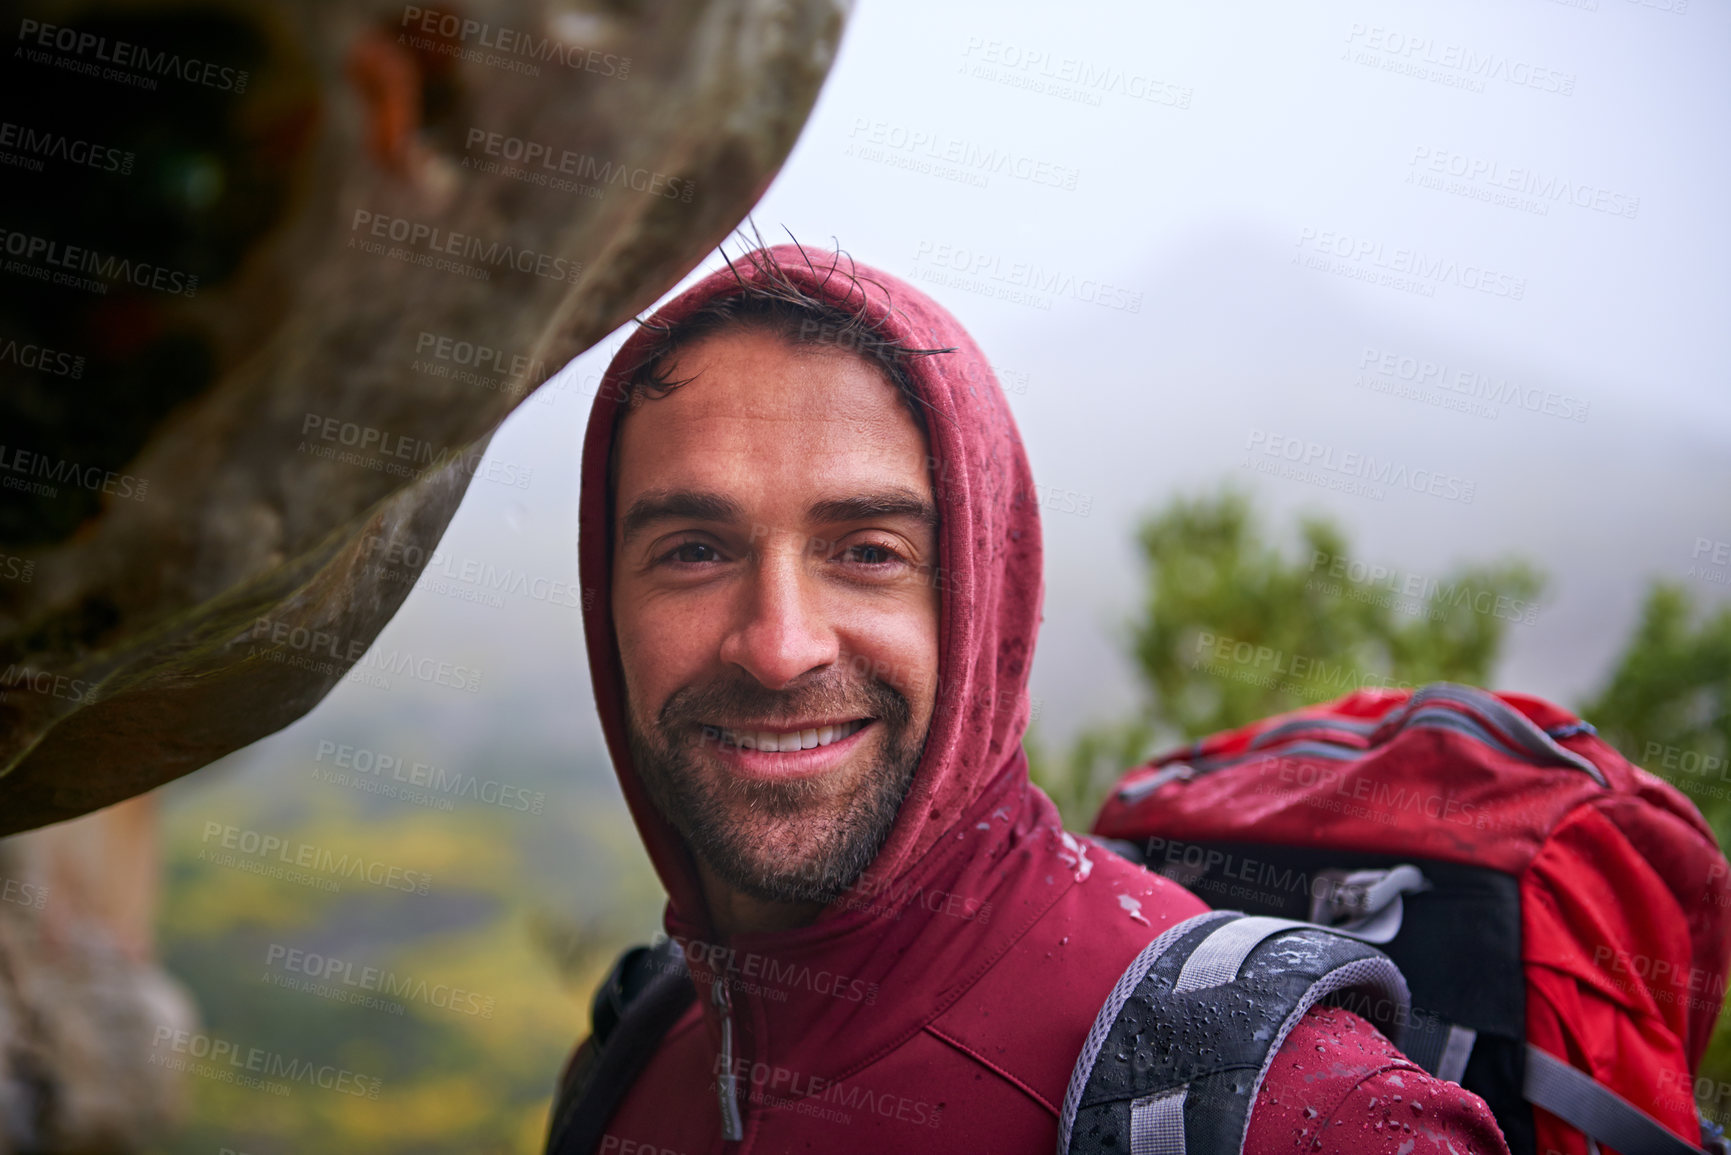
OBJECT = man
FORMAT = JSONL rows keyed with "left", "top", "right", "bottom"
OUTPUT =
{"left": 561, "top": 242, "right": 1509, "bottom": 1152}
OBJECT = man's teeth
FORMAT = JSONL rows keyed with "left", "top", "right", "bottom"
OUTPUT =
{"left": 721, "top": 719, "right": 868, "bottom": 752}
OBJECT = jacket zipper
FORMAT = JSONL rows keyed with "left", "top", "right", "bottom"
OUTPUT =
{"left": 714, "top": 977, "right": 744, "bottom": 1142}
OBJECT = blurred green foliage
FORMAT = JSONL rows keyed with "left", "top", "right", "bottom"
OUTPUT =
{"left": 1579, "top": 583, "right": 1731, "bottom": 831}
{"left": 1028, "top": 487, "right": 1544, "bottom": 825}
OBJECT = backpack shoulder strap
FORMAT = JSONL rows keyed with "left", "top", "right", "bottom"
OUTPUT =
{"left": 544, "top": 936, "right": 696, "bottom": 1155}
{"left": 1057, "top": 911, "right": 1411, "bottom": 1155}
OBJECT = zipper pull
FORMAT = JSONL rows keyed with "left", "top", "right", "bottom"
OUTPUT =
{"left": 713, "top": 977, "right": 744, "bottom": 1141}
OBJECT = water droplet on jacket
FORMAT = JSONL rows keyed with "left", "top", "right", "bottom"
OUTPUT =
{"left": 1302, "top": 1107, "right": 1317, "bottom": 1119}
{"left": 1410, "top": 1101, "right": 1423, "bottom": 1115}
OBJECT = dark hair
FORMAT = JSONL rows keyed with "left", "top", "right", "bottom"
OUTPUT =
{"left": 615, "top": 236, "right": 954, "bottom": 436}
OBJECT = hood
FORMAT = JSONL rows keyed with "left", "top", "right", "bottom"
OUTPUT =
{"left": 576, "top": 243, "right": 1043, "bottom": 926}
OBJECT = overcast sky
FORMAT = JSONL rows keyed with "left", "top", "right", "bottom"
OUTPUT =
{"left": 284, "top": 0, "right": 1730, "bottom": 766}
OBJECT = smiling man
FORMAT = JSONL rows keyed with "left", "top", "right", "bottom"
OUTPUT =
{"left": 609, "top": 321, "right": 941, "bottom": 937}
{"left": 550, "top": 244, "right": 1509, "bottom": 1153}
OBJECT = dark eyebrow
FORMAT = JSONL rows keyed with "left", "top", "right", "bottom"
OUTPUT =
{"left": 808, "top": 490, "right": 939, "bottom": 530}
{"left": 619, "top": 489, "right": 744, "bottom": 544}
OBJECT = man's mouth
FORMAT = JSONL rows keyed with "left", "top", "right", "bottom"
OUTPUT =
{"left": 709, "top": 719, "right": 871, "bottom": 752}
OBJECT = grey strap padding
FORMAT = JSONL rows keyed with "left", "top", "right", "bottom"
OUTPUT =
{"left": 1057, "top": 911, "right": 1238, "bottom": 1152}
{"left": 1129, "top": 1087, "right": 1188, "bottom": 1155}
{"left": 1174, "top": 916, "right": 1309, "bottom": 993}
{"left": 1059, "top": 912, "right": 1411, "bottom": 1155}
{"left": 1523, "top": 1044, "right": 1708, "bottom": 1155}
{"left": 1435, "top": 1025, "right": 1476, "bottom": 1084}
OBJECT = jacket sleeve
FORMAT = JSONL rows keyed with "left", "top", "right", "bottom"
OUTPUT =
{"left": 1244, "top": 1005, "right": 1511, "bottom": 1155}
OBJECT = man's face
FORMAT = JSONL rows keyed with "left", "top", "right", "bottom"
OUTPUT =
{"left": 611, "top": 327, "right": 941, "bottom": 906}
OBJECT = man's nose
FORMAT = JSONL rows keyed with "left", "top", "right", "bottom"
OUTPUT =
{"left": 718, "top": 547, "right": 838, "bottom": 690}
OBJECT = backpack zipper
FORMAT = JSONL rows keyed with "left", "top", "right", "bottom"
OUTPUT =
{"left": 1125, "top": 682, "right": 1606, "bottom": 794}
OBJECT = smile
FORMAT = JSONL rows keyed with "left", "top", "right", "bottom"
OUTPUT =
{"left": 713, "top": 719, "right": 870, "bottom": 752}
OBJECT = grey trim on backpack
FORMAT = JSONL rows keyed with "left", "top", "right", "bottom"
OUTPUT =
{"left": 1057, "top": 911, "right": 1411, "bottom": 1155}
{"left": 1522, "top": 1045, "right": 1710, "bottom": 1155}
{"left": 1397, "top": 683, "right": 1606, "bottom": 785}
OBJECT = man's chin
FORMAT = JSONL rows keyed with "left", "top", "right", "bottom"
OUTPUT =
{"left": 626, "top": 695, "right": 925, "bottom": 911}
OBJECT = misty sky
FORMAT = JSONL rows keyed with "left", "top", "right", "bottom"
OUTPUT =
{"left": 293, "top": 0, "right": 1730, "bottom": 763}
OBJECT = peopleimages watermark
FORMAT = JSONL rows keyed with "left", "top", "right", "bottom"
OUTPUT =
{"left": 712, "top": 1055, "right": 944, "bottom": 1130}
{"left": 1341, "top": 23, "right": 1576, "bottom": 97}
{"left": 297, "top": 411, "right": 533, "bottom": 490}
{"left": 16, "top": 18, "right": 250, "bottom": 93}
{"left": 0, "top": 443, "right": 149, "bottom": 503}
{"left": 312, "top": 739, "right": 545, "bottom": 815}
{"left": 1294, "top": 227, "right": 1525, "bottom": 302}
{"left": 1306, "top": 550, "right": 1541, "bottom": 627}
{"left": 1591, "top": 944, "right": 1724, "bottom": 1014}
{"left": 1540, "top": 0, "right": 1689, "bottom": 14}
{"left": 1641, "top": 741, "right": 1731, "bottom": 811}
{"left": 1262, "top": 756, "right": 1512, "bottom": 834}
{"left": 1406, "top": 146, "right": 1638, "bottom": 221}
{"left": 398, "top": 7, "right": 631, "bottom": 79}
{"left": 1354, "top": 346, "right": 1589, "bottom": 424}
{"left": 959, "top": 36, "right": 1192, "bottom": 111}
{"left": 1, "top": 876, "right": 47, "bottom": 910}
{"left": 0, "top": 119, "right": 134, "bottom": 176}
{"left": 0, "top": 664, "right": 94, "bottom": 704}
{"left": 1241, "top": 428, "right": 1477, "bottom": 505}
{"left": 767, "top": 849, "right": 997, "bottom": 926}
{"left": 246, "top": 614, "right": 485, "bottom": 694}
{"left": 198, "top": 821, "right": 433, "bottom": 895}
{"left": 910, "top": 240, "right": 1142, "bottom": 314}
{"left": 1143, "top": 836, "right": 1383, "bottom": 908}
{"left": 0, "top": 552, "right": 33, "bottom": 583}
{"left": 598, "top": 1138, "right": 687, "bottom": 1155}
{"left": 1190, "top": 631, "right": 1422, "bottom": 701}
{"left": 361, "top": 532, "right": 586, "bottom": 614}
{"left": 0, "top": 336, "right": 85, "bottom": 380}
{"left": 463, "top": 128, "right": 694, "bottom": 202}
{"left": 262, "top": 943, "right": 496, "bottom": 1018}
{"left": 412, "top": 329, "right": 550, "bottom": 398}
{"left": 649, "top": 932, "right": 879, "bottom": 1006}
{"left": 787, "top": 319, "right": 1029, "bottom": 397}
{"left": 845, "top": 118, "right": 1081, "bottom": 192}
{"left": 347, "top": 209, "right": 584, "bottom": 284}
{"left": 1687, "top": 538, "right": 1731, "bottom": 589}
{"left": 1661, "top": 1070, "right": 1731, "bottom": 1135}
{"left": 1, "top": 226, "right": 198, "bottom": 297}
{"left": 149, "top": 1027, "right": 380, "bottom": 1100}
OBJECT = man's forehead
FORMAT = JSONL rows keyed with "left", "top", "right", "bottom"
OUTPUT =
{"left": 611, "top": 329, "right": 935, "bottom": 499}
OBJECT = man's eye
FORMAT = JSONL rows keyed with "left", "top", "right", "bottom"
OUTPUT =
{"left": 844, "top": 543, "right": 902, "bottom": 567}
{"left": 661, "top": 541, "right": 721, "bottom": 565}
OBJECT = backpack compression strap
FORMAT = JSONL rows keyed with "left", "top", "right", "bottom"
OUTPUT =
{"left": 544, "top": 937, "right": 696, "bottom": 1155}
{"left": 1057, "top": 911, "right": 1412, "bottom": 1155}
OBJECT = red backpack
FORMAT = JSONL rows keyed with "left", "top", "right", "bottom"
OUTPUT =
{"left": 1090, "top": 682, "right": 1731, "bottom": 1155}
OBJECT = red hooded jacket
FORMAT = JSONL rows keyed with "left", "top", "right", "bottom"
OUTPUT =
{"left": 573, "top": 245, "right": 1511, "bottom": 1154}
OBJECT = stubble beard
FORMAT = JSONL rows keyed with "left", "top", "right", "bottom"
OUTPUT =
{"left": 625, "top": 670, "right": 926, "bottom": 905}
